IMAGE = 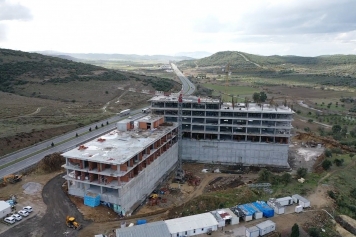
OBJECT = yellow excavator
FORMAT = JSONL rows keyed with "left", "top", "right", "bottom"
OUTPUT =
{"left": 66, "top": 216, "right": 82, "bottom": 230}
{"left": 3, "top": 174, "right": 22, "bottom": 184}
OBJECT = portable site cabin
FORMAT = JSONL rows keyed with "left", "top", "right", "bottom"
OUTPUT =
{"left": 246, "top": 204, "right": 263, "bottom": 219}
{"left": 115, "top": 221, "right": 170, "bottom": 237}
{"left": 267, "top": 198, "right": 285, "bottom": 215}
{"left": 256, "top": 220, "right": 276, "bottom": 236}
{"left": 223, "top": 208, "right": 239, "bottom": 225}
{"left": 245, "top": 226, "right": 260, "bottom": 237}
{"left": 0, "top": 201, "right": 11, "bottom": 219}
{"left": 292, "top": 194, "right": 311, "bottom": 208}
{"left": 252, "top": 201, "right": 274, "bottom": 218}
{"left": 210, "top": 210, "right": 226, "bottom": 227}
{"left": 275, "top": 196, "right": 293, "bottom": 206}
{"left": 238, "top": 204, "right": 254, "bottom": 222}
{"left": 276, "top": 196, "right": 293, "bottom": 206}
{"left": 295, "top": 205, "right": 303, "bottom": 213}
{"left": 165, "top": 213, "right": 219, "bottom": 236}
{"left": 230, "top": 206, "right": 245, "bottom": 222}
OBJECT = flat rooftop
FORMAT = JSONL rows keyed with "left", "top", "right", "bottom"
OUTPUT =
{"left": 150, "top": 95, "right": 293, "bottom": 113}
{"left": 62, "top": 119, "right": 177, "bottom": 165}
{"left": 149, "top": 94, "right": 219, "bottom": 103}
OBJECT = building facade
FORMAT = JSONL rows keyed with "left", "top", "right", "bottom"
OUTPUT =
{"left": 62, "top": 116, "right": 178, "bottom": 213}
{"left": 150, "top": 95, "right": 293, "bottom": 167}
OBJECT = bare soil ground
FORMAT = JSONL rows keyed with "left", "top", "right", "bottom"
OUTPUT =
{"left": 0, "top": 172, "right": 90, "bottom": 237}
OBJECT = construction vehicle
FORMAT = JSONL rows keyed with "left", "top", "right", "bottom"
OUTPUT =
{"left": 66, "top": 216, "right": 82, "bottom": 230}
{"left": 3, "top": 174, "right": 22, "bottom": 184}
{"left": 149, "top": 194, "right": 158, "bottom": 199}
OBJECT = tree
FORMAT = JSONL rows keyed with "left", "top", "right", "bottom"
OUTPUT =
{"left": 297, "top": 168, "right": 307, "bottom": 178}
{"left": 322, "top": 159, "right": 332, "bottom": 170}
{"left": 332, "top": 124, "right": 342, "bottom": 133}
{"left": 333, "top": 158, "right": 344, "bottom": 167}
{"left": 291, "top": 223, "right": 300, "bottom": 237}
{"left": 281, "top": 172, "right": 292, "bottom": 185}
{"left": 258, "top": 169, "right": 272, "bottom": 182}
{"left": 252, "top": 92, "right": 267, "bottom": 103}
{"left": 349, "top": 153, "right": 355, "bottom": 160}
{"left": 324, "top": 149, "right": 332, "bottom": 158}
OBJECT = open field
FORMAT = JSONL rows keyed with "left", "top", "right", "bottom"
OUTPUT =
{"left": 201, "top": 83, "right": 259, "bottom": 101}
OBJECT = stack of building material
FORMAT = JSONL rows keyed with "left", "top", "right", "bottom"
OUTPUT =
{"left": 256, "top": 220, "right": 276, "bottom": 236}
{"left": 292, "top": 194, "right": 310, "bottom": 208}
{"left": 252, "top": 201, "right": 274, "bottom": 218}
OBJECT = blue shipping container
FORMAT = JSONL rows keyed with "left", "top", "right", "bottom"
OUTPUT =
{"left": 84, "top": 194, "right": 101, "bottom": 207}
{"left": 136, "top": 219, "right": 147, "bottom": 225}
{"left": 252, "top": 201, "right": 274, "bottom": 218}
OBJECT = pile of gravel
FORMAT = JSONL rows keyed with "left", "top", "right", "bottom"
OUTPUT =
{"left": 22, "top": 182, "right": 43, "bottom": 195}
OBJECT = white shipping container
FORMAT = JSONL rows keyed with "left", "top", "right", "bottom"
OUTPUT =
{"left": 295, "top": 205, "right": 303, "bottom": 213}
{"left": 0, "top": 201, "right": 11, "bottom": 219}
{"left": 245, "top": 226, "right": 259, "bottom": 237}
{"left": 253, "top": 211, "right": 263, "bottom": 219}
{"left": 292, "top": 194, "right": 311, "bottom": 208}
{"left": 256, "top": 220, "right": 276, "bottom": 236}
{"left": 244, "top": 215, "right": 253, "bottom": 222}
{"left": 276, "top": 197, "right": 293, "bottom": 206}
{"left": 274, "top": 205, "right": 285, "bottom": 214}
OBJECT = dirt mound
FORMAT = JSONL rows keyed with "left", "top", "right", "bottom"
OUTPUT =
{"left": 294, "top": 132, "right": 356, "bottom": 152}
{"left": 37, "top": 152, "right": 65, "bottom": 173}
{"left": 22, "top": 182, "right": 43, "bottom": 195}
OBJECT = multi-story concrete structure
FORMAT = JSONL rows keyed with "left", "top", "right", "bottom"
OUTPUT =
{"left": 62, "top": 115, "right": 178, "bottom": 213}
{"left": 150, "top": 95, "right": 293, "bottom": 167}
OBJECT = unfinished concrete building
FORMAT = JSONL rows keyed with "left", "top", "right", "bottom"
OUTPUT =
{"left": 150, "top": 95, "right": 293, "bottom": 167}
{"left": 62, "top": 116, "right": 178, "bottom": 213}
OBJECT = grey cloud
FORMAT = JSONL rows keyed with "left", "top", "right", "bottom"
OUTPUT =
{"left": 0, "top": 0, "right": 32, "bottom": 21}
{"left": 238, "top": 0, "right": 356, "bottom": 35}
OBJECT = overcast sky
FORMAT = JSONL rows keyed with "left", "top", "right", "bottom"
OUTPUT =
{"left": 1, "top": 0, "right": 356, "bottom": 56}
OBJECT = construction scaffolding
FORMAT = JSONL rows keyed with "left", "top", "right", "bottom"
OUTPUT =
{"left": 175, "top": 91, "right": 185, "bottom": 182}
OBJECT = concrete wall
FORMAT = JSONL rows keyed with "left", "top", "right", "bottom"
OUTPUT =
{"left": 119, "top": 143, "right": 178, "bottom": 212}
{"left": 68, "top": 143, "right": 178, "bottom": 212}
{"left": 182, "top": 140, "right": 289, "bottom": 167}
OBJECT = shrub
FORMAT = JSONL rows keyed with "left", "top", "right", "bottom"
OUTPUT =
{"left": 297, "top": 168, "right": 308, "bottom": 178}
{"left": 322, "top": 159, "right": 332, "bottom": 170}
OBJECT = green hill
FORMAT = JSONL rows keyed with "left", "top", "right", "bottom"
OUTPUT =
{"left": 0, "top": 48, "right": 177, "bottom": 93}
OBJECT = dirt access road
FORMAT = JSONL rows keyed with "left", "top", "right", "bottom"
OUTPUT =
{"left": 0, "top": 173, "right": 90, "bottom": 237}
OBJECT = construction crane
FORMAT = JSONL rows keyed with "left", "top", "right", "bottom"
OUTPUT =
{"left": 174, "top": 91, "right": 185, "bottom": 183}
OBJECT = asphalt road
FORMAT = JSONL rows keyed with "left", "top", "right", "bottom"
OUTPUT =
{"left": 171, "top": 63, "right": 195, "bottom": 95}
{"left": 0, "top": 109, "right": 147, "bottom": 179}
{"left": 0, "top": 67, "right": 196, "bottom": 179}
{"left": 0, "top": 173, "right": 89, "bottom": 237}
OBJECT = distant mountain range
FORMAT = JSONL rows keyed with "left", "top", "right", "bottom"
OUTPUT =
{"left": 35, "top": 51, "right": 196, "bottom": 62}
